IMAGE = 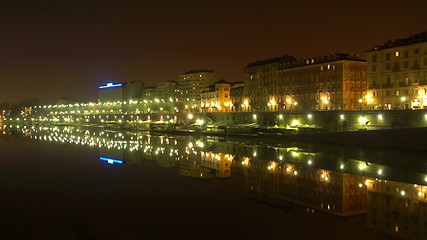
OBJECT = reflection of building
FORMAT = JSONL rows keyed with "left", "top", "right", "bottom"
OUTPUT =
{"left": 244, "top": 159, "right": 367, "bottom": 217}
{"left": 178, "top": 70, "right": 215, "bottom": 111}
{"left": 200, "top": 79, "right": 232, "bottom": 112}
{"left": 366, "top": 32, "right": 427, "bottom": 110}
{"left": 200, "top": 151, "right": 233, "bottom": 178}
{"left": 244, "top": 54, "right": 367, "bottom": 111}
{"left": 179, "top": 160, "right": 215, "bottom": 180}
{"left": 366, "top": 179, "right": 427, "bottom": 239}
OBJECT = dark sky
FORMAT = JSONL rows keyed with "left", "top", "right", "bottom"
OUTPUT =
{"left": 1, "top": 0, "right": 426, "bottom": 103}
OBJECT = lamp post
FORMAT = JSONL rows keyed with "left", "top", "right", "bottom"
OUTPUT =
{"left": 400, "top": 96, "right": 407, "bottom": 110}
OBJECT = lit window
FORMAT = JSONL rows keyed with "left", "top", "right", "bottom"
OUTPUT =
{"left": 395, "top": 51, "right": 400, "bottom": 57}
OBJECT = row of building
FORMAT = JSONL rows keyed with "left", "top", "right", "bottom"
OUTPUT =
{"left": 99, "top": 32, "right": 427, "bottom": 112}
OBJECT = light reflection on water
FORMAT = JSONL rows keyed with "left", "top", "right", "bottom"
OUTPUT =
{"left": 1, "top": 124, "right": 427, "bottom": 239}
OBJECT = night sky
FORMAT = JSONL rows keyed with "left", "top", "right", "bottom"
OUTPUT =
{"left": 1, "top": 0, "right": 426, "bottom": 103}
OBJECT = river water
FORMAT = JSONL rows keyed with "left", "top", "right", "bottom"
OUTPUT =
{"left": 1, "top": 124, "right": 426, "bottom": 239}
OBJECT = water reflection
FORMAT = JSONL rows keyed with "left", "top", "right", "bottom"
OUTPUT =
{"left": 2, "top": 124, "right": 427, "bottom": 239}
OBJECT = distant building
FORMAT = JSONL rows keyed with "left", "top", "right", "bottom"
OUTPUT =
{"left": 98, "top": 81, "right": 144, "bottom": 103}
{"left": 200, "top": 79, "right": 232, "bottom": 112}
{"left": 230, "top": 82, "right": 244, "bottom": 112}
{"left": 98, "top": 82, "right": 125, "bottom": 103}
{"left": 178, "top": 70, "right": 215, "bottom": 111}
{"left": 125, "top": 81, "right": 144, "bottom": 100}
{"left": 143, "top": 86, "right": 155, "bottom": 98}
{"left": 366, "top": 32, "right": 427, "bottom": 110}
{"left": 154, "top": 80, "right": 180, "bottom": 101}
{"left": 244, "top": 54, "right": 367, "bottom": 111}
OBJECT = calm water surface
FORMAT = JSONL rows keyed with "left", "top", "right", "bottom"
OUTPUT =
{"left": 1, "top": 124, "right": 426, "bottom": 239}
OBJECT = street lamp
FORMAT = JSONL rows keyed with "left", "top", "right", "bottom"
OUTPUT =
{"left": 400, "top": 96, "right": 407, "bottom": 109}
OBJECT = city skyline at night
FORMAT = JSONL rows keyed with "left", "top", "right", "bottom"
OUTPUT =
{"left": 1, "top": 0, "right": 427, "bottom": 103}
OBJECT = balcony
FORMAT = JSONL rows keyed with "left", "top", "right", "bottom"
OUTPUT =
{"left": 368, "top": 84, "right": 379, "bottom": 89}
{"left": 382, "top": 83, "right": 394, "bottom": 88}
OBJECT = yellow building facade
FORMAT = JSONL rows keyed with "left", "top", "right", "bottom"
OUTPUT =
{"left": 200, "top": 79, "right": 232, "bottom": 112}
{"left": 244, "top": 54, "right": 367, "bottom": 111}
{"left": 366, "top": 32, "right": 427, "bottom": 110}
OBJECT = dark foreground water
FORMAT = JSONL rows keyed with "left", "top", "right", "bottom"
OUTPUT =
{"left": 1, "top": 125, "right": 426, "bottom": 239}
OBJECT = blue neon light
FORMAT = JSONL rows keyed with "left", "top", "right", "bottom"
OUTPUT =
{"left": 99, "top": 83, "right": 123, "bottom": 89}
{"left": 99, "top": 156, "right": 123, "bottom": 164}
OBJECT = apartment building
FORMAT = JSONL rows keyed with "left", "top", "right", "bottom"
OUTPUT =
{"left": 366, "top": 32, "right": 427, "bottom": 110}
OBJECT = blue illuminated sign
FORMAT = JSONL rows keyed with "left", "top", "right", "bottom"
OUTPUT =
{"left": 99, "top": 156, "right": 123, "bottom": 164}
{"left": 99, "top": 83, "right": 123, "bottom": 89}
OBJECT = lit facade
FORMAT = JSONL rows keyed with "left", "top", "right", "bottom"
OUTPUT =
{"left": 277, "top": 54, "right": 367, "bottom": 111}
{"left": 178, "top": 70, "right": 215, "bottom": 111}
{"left": 366, "top": 32, "right": 427, "bottom": 110}
{"left": 244, "top": 54, "right": 367, "bottom": 111}
{"left": 244, "top": 55, "right": 295, "bottom": 112}
{"left": 200, "top": 79, "right": 232, "bottom": 112}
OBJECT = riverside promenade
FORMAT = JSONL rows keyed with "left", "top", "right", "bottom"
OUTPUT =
{"left": 5, "top": 109, "right": 427, "bottom": 151}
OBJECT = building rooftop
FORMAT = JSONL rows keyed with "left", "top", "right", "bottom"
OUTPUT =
{"left": 278, "top": 53, "right": 365, "bottom": 70}
{"left": 370, "top": 32, "right": 427, "bottom": 51}
{"left": 201, "top": 79, "right": 230, "bottom": 93}
{"left": 245, "top": 55, "right": 296, "bottom": 68}
{"left": 214, "top": 79, "right": 230, "bottom": 85}
{"left": 181, "top": 69, "right": 214, "bottom": 75}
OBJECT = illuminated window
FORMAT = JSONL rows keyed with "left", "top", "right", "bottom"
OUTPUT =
{"left": 395, "top": 51, "right": 400, "bottom": 57}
